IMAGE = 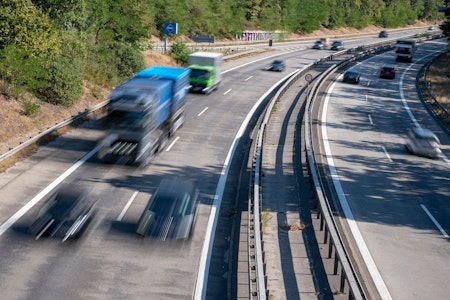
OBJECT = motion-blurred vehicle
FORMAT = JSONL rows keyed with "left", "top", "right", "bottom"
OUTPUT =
{"left": 29, "top": 186, "right": 96, "bottom": 242}
{"left": 188, "top": 52, "right": 223, "bottom": 94}
{"left": 312, "top": 40, "right": 325, "bottom": 49}
{"left": 405, "top": 128, "right": 441, "bottom": 158}
{"left": 313, "top": 38, "right": 329, "bottom": 49}
{"left": 331, "top": 40, "right": 344, "bottom": 50}
{"left": 380, "top": 65, "right": 396, "bottom": 79}
{"left": 395, "top": 39, "right": 417, "bottom": 62}
{"left": 97, "top": 66, "right": 190, "bottom": 166}
{"left": 428, "top": 26, "right": 436, "bottom": 31}
{"left": 378, "top": 30, "right": 389, "bottom": 38}
{"left": 343, "top": 71, "right": 361, "bottom": 84}
{"left": 269, "top": 60, "right": 286, "bottom": 72}
{"left": 136, "top": 178, "right": 199, "bottom": 241}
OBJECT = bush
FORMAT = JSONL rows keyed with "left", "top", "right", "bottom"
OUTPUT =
{"left": 0, "top": 45, "right": 47, "bottom": 97}
{"left": 168, "top": 42, "right": 191, "bottom": 65}
{"left": 22, "top": 100, "right": 41, "bottom": 117}
{"left": 40, "top": 55, "right": 83, "bottom": 106}
{"left": 84, "top": 42, "right": 145, "bottom": 86}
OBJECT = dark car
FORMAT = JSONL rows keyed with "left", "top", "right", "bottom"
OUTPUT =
{"left": 312, "top": 40, "right": 325, "bottom": 49}
{"left": 136, "top": 178, "right": 199, "bottom": 241}
{"left": 269, "top": 60, "right": 286, "bottom": 72}
{"left": 379, "top": 30, "right": 389, "bottom": 38}
{"left": 380, "top": 65, "right": 396, "bottom": 79}
{"left": 29, "top": 186, "right": 96, "bottom": 242}
{"left": 343, "top": 71, "right": 361, "bottom": 84}
{"left": 331, "top": 40, "right": 344, "bottom": 51}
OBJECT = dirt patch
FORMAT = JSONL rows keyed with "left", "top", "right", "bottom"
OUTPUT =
{"left": 426, "top": 51, "right": 450, "bottom": 108}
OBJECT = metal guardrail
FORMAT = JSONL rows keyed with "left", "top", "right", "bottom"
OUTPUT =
{"left": 417, "top": 49, "right": 450, "bottom": 128}
{"left": 250, "top": 34, "right": 448, "bottom": 299}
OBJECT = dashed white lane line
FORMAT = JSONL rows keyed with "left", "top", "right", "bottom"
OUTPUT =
{"left": 420, "top": 204, "right": 449, "bottom": 238}
{"left": 223, "top": 88, "right": 232, "bottom": 95}
{"left": 165, "top": 136, "right": 179, "bottom": 152}
{"left": 198, "top": 107, "right": 208, "bottom": 116}
{"left": 116, "top": 191, "right": 139, "bottom": 221}
{"left": 245, "top": 76, "right": 253, "bottom": 81}
{"left": 381, "top": 146, "right": 393, "bottom": 162}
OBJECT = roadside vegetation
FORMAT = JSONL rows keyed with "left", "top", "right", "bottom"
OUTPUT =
{"left": 0, "top": 0, "right": 449, "bottom": 156}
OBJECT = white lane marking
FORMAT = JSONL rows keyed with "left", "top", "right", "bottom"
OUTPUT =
{"left": 368, "top": 114, "right": 373, "bottom": 125}
{"left": 366, "top": 81, "right": 371, "bottom": 86}
{"left": 420, "top": 204, "right": 449, "bottom": 238}
{"left": 245, "top": 76, "right": 253, "bottom": 81}
{"left": 116, "top": 191, "right": 139, "bottom": 221}
{"left": 323, "top": 80, "right": 393, "bottom": 300}
{"left": 381, "top": 146, "right": 393, "bottom": 162}
{"left": 223, "top": 89, "right": 232, "bottom": 95}
{"left": 198, "top": 107, "right": 208, "bottom": 117}
{"left": 0, "top": 145, "right": 101, "bottom": 236}
{"left": 165, "top": 136, "right": 179, "bottom": 152}
{"left": 365, "top": 95, "right": 368, "bottom": 102}
{"left": 399, "top": 51, "right": 450, "bottom": 165}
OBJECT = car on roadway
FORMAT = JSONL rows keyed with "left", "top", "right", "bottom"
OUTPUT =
{"left": 29, "top": 186, "right": 96, "bottom": 242}
{"left": 428, "top": 26, "right": 436, "bottom": 31}
{"left": 312, "top": 40, "right": 326, "bottom": 49}
{"left": 269, "top": 59, "right": 286, "bottom": 72}
{"left": 378, "top": 30, "right": 389, "bottom": 38}
{"left": 380, "top": 65, "right": 396, "bottom": 79}
{"left": 331, "top": 40, "right": 344, "bottom": 51}
{"left": 405, "top": 128, "right": 441, "bottom": 158}
{"left": 136, "top": 178, "right": 199, "bottom": 241}
{"left": 343, "top": 70, "right": 361, "bottom": 84}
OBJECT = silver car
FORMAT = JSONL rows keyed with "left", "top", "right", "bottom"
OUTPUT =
{"left": 405, "top": 128, "right": 441, "bottom": 158}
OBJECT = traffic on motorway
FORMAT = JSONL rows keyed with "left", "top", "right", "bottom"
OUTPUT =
{"left": 0, "top": 28, "right": 447, "bottom": 299}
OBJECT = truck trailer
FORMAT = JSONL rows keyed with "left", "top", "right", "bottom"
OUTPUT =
{"left": 395, "top": 39, "right": 417, "bottom": 62}
{"left": 188, "top": 52, "right": 223, "bottom": 94}
{"left": 97, "top": 66, "right": 191, "bottom": 166}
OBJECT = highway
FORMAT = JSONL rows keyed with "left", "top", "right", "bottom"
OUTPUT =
{"left": 0, "top": 28, "right": 443, "bottom": 299}
{"left": 319, "top": 38, "right": 449, "bottom": 299}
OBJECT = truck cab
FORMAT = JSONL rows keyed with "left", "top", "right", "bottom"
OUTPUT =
{"left": 188, "top": 52, "right": 223, "bottom": 94}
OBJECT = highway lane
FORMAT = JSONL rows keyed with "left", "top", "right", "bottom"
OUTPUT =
{"left": 321, "top": 39, "right": 449, "bottom": 300}
{"left": 0, "top": 29, "right": 432, "bottom": 299}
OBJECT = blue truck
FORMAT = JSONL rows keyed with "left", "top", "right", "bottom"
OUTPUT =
{"left": 97, "top": 66, "right": 191, "bottom": 165}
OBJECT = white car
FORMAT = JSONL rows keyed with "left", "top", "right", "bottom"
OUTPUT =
{"left": 405, "top": 128, "right": 441, "bottom": 158}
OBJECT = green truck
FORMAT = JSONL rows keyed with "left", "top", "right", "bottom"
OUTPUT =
{"left": 188, "top": 52, "right": 223, "bottom": 94}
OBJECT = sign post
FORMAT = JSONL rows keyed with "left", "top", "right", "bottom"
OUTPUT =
{"left": 163, "top": 22, "right": 179, "bottom": 53}
{"left": 305, "top": 73, "right": 313, "bottom": 95}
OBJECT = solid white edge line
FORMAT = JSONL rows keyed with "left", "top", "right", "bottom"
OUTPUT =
{"left": 0, "top": 144, "right": 101, "bottom": 236}
{"left": 165, "top": 136, "right": 179, "bottom": 152}
{"left": 116, "top": 191, "right": 139, "bottom": 222}
{"left": 323, "top": 79, "right": 393, "bottom": 300}
{"left": 420, "top": 204, "right": 449, "bottom": 238}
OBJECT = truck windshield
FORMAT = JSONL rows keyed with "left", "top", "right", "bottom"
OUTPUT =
{"left": 396, "top": 48, "right": 411, "bottom": 54}
{"left": 190, "top": 69, "right": 210, "bottom": 79}
{"left": 108, "top": 110, "right": 151, "bottom": 130}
